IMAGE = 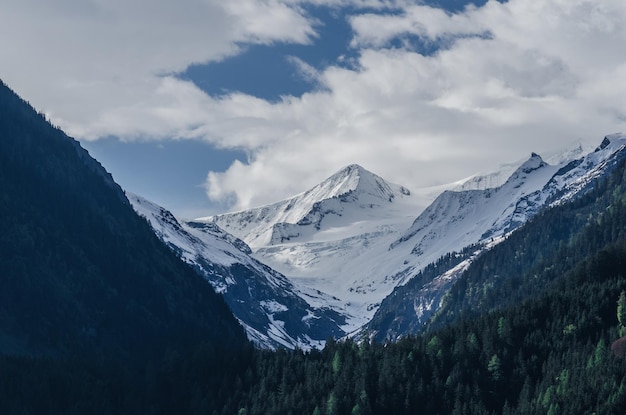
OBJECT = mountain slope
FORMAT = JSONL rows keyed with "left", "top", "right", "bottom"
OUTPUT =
{"left": 427, "top": 144, "right": 626, "bottom": 329}
{"left": 0, "top": 79, "right": 247, "bottom": 359}
{"left": 225, "top": 221, "right": 626, "bottom": 415}
{"left": 365, "top": 134, "right": 626, "bottom": 340}
{"left": 392, "top": 152, "right": 557, "bottom": 257}
{"left": 129, "top": 193, "right": 345, "bottom": 349}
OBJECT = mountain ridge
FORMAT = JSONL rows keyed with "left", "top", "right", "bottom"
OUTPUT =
{"left": 364, "top": 134, "right": 626, "bottom": 341}
{"left": 0, "top": 78, "right": 247, "bottom": 359}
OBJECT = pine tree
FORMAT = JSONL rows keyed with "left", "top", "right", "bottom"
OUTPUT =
{"left": 487, "top": 354, "right": 502, "bottom": 381}
{"left": 617, "top": 291, "right": 626, "bottom": 336}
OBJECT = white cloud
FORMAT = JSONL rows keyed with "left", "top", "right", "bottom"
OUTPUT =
{"left": 203, "top": 0, "right": 626, "bottom": 210}
{"left": 1, "top": 0, "right": 626, "bottom": 212}
{"left": 350, "top": 4, "right": 487, "bottom": 48}
{"left": 0, "top": 0, "right": 320, "bottom": 138}
{"left": 223, "top": 0, "right": 318, "bottom": 44}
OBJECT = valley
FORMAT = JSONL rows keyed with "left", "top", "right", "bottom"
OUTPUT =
{"left": 2, "top": 77, "right": 626, "bottom": 415}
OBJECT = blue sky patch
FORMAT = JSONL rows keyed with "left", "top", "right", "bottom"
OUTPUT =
{"left": 178, "top": 1, "right": 493, "bottom": 101}
{"left": 179, "top": 6, "right": 357, "bottom": 101}
{"left": 82, "top": 138, "right": 245, "bottom": 217}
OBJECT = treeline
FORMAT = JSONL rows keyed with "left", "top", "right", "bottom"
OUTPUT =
{"left": 219, "top": 242, "right": 626, "bottom": 415}
{"left": 430, "top": 150, "right": 626, "bottom": 331}
{"left": 2, "top": 240, "right": 625, "bottom": 414}
{"left": 365, "top": 243, "right": 480, "bottom": 341}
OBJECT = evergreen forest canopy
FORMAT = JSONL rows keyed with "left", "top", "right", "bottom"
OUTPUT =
{"left": 0, "top": 79, "right": 625, "bottom": 414}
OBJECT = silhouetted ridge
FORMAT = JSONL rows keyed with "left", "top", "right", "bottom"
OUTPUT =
{"left": 0, "top": 80, "right": 247, "bottom": 359}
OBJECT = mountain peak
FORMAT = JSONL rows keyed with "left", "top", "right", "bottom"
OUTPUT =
{"left": 497, "top": 152, "right": 549, "bottom": 190}
{"left": 322, "top": 164, "right": 366, "bottom": 192}
{"left": 311, "top": 164, "right": 401, "bottom": 202}
{"left": 207, "top": 164, "right": 413, "bottom": 248}
{"left": 516, "top": 152, "right": 547, "bottom": 173}
{"left": 327, "top": 163, "right": 370, "bottom": 184}
{"left": 595, "top": 134, "right": 626, "bottom": 152}
{"left": 341, "top": 163, "right": 366, "bottom": 173}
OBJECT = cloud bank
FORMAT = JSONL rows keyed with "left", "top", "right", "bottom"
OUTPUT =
{"left": 2, "top": 0, "right": 626, "bottom": 211}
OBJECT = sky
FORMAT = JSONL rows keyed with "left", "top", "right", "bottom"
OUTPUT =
{"left": 1, "top": 0, "right": 625, "bottom": 218}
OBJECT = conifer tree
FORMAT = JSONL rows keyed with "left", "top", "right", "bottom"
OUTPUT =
{"left": 618, "top": 291, "right": 626, "bottom": 336}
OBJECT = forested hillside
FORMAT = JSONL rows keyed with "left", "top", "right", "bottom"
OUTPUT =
{"left": 213, "top": 157, "right": 626, "bottom": 415}
{"left": 430, "top": 152, "right": 626, "bottom": 332}
{"left": 223, "top": 248, "right": 626, "bottom": 414}
{"left": 0, "top": 80, "right": 249, "bottom": 413}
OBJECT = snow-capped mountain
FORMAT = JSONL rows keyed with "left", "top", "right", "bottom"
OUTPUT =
{"left": 200, "top": 164, "right": 434, "bottom": 333}
{"left": 364, "top": 134, "right": 626, "bottom": 340}
{"left": 203, "top": 153, "right": 565, "bottom": 334}
{"left": 129, "top": 194, "right": 345, "bottom": 350}
{"left": 202, "top": 135, "right": 626, "bottom": 340}
{"left": 133, "top": 134, "right": 626, "bottom": 347}
{"left": 392, "top": 152, "right": 559, "bottom": 257}
{"left": 392, "top": 135, "right": 626, "bottom": 272}
{"left": 202, "top": 164, "right": 416, "bottom": 248}
{"left": 454, "top": 140, "right": 594, "bottom": 193}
